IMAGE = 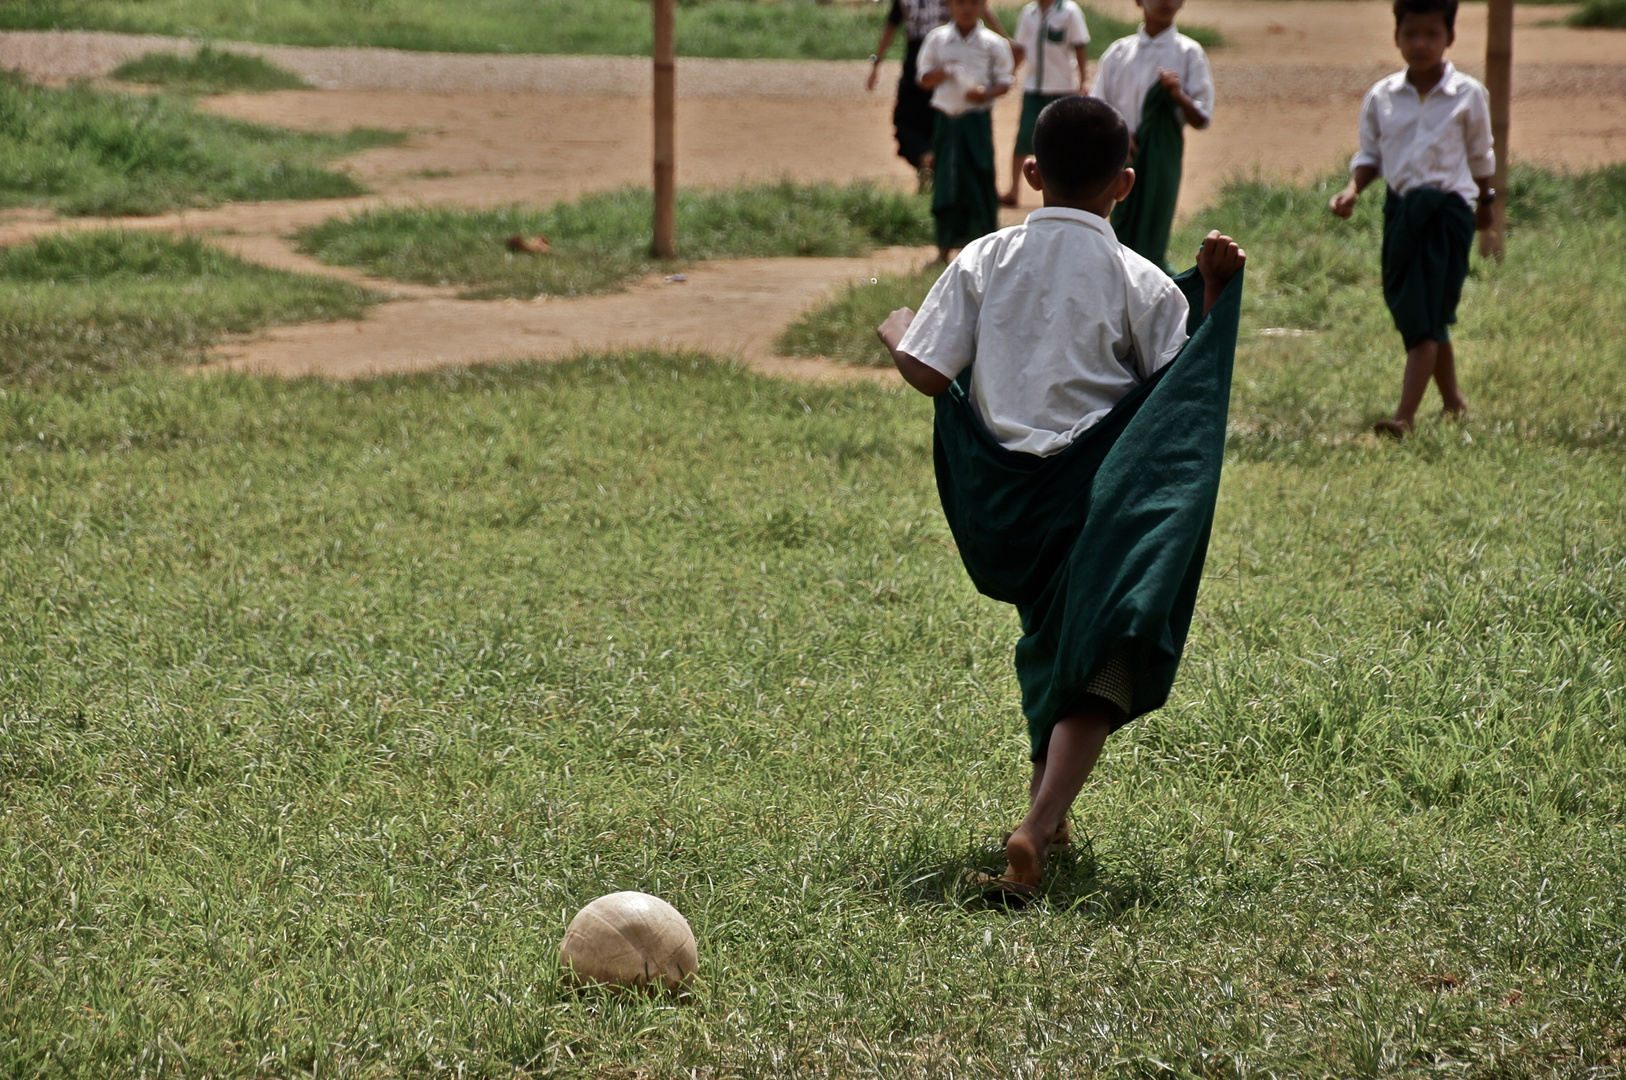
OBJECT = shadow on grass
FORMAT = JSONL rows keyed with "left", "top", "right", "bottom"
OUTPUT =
{"left": 876, "top": 833, "right": 1173, "bottom": 918}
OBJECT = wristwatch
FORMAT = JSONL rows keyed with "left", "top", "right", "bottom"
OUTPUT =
{"left": 1477, "top": 188, "right": 1497, "bottom": 203}
{"left": 869, "top": 54, "right": 880, "bottom": 65}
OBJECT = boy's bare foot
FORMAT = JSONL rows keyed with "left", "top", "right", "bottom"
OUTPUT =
{"left": 1374, "top": 418, "right": 1412, "bottom": 439}
{"left": 1442, "top": 399, "right": 1470, "bottom": 421}
{"left": 1002, "top": 824, "right": 1048, "bottom": 890}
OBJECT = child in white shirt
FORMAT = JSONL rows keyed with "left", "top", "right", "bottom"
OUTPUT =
{"left": 876, "top": 96, "right": 1245, "bottom": 903}
{"left": 1329, "top": 0, "right": 1495, "bottom": 437}
{"left": 917, "top": 0, "right": 1015, "bottom": 261}
{"left": 1090, "top": 0, "right": 1213, "bottom": 270}
{"left": 1001, "top": 0, "right": 1090, "bottom": 209}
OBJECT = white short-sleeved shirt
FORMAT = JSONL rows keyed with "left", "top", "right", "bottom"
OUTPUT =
{"left": 1350, "top": 63, "right": 1495, "bottom": 205}
{"left": 1014, "top": 0, "right": 1090, "bottom": 95}
{"left": 897, "top": 207, "right": 1190, "bottom": 457}
{"left": 917, "top": 22, "right": 1015, "bottom": 117}
{"left": 1090, "top": 26, "right": 1213, "bottom": 130}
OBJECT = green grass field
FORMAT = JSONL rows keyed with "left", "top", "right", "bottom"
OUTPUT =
{"left": 1567, "top": 0, "right": 1626, "bottom": 27}
{"left": 2, "top": 169, "right": 1624, "bottom": 1077}
{"left": 0, "top": 0, "right": 1218, "bottom": 60}
{"left": 110, "top": 45, "right": 312, "bottom": 94}
{"left": 295, "top": 182, "right": 933, "bottom": 299}
{"left": 0, "top": 73, "right": 400, "bottom": 216}
{"left": 0, "top": 230, "right": 378, "bottom": 384}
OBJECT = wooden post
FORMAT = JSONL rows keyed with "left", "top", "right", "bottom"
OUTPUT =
{"left": 652, "top": 0, "right": 676, "bottom": 258}
{"left": 1481, "top": 0, "right": 1513, "bottom": 259}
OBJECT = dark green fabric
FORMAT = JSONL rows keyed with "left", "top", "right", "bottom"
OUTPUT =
{"left": 931, "top": 109, "right": 999, "bottom": 252}
{"left": 1015, "top": 91, "right": 1068, "bottom": 156}
{"left": 1110, "top": 81, "right": 1184, "bottom": 272}
{"left": 932, "top": 264, "right": 1243, "bottom": 759}
{"left": 1382, "top": 187, "right": 1475, "bottom": 348}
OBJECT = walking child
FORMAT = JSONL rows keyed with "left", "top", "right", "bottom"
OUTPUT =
{"left": 1090, "top": 0, "right": 1213, "bottom": 271}
{"left": 1001, "top": 0, "right": 1090, "bottom": 209}
{"left": 917, "top": 0, "right": 1015, "bottom": 261}
{"left": 1329, "top": 0, "right": 1495, "bottom": 438}
{"left": 876, "top": 97, "right": 1246, "bottom": 901}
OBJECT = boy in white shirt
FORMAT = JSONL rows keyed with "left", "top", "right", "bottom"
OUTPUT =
{"left": 1090, "top": 0, "right": 1213, "bottom": 270}
{"left": 876, "top": 96, "right": 1246, "bottom": 903}
{"left": 1001, "top": 0, "right": 1090, "bottom": 209}
{"left": 917, "top": 0, "right": 1015, "bottom": 261}
{"left": 1329, "top": 0, "right": 1495, "bottom": 438}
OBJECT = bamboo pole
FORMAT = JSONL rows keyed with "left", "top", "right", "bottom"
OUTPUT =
{"left": 652, "top": 0, "right": 677, "bottom": 258}
{"left": 1481, "top": 0, "right": 1512, "bottom": 259}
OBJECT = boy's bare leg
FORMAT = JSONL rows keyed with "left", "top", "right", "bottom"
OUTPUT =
{"left": 1376, "top": 339, "right": 1439, "bottom": 437}
{"left": 1004, "top": 709, "right": 1113, "bottom": 889}
{"left": 1433, "top": 341, "right": 1469, "bottom": 417}
{"left": 1002, "top": 155, "right": 1024, "bottom": 207}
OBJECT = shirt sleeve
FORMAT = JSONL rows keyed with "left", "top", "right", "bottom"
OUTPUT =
{"left": 887, "top": 0, "right": 903, "bottom": 29}
{"left": 1350, "top": 85, "right": 1383, "bottom": 173}
{"left": 896, "top": 255, "right": 984, "bottom": 381}
{"left": 917, "top": 29, "right": 942, "bottom": 84}
{"left": 1014, "top": 6, "right": 1036, "bottom": 54}
{"left": 1182, "top": 41, "right": 1214, "bottom": 123}
{"left": 1464, "top": 82, "right": 1495, "bottom": 179}
{"left": 990, "top": 34, "right": 1015, "bottom": 88}
{"left": 1127, "top": 271, "right": 1191, "bottom": 380}
{"left": 1068, "top": 6, "right": 1090, "bottom": 46}
{"left": 1088, "top": 43, "right": 1114, "bottom": 99}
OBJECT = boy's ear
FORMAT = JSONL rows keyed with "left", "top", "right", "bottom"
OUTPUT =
{"left": 1112, "top": 167, "right": 1136, "bottom": 203}
{"left": 1022, "top": 157, "right": 1044, "bottom": 192}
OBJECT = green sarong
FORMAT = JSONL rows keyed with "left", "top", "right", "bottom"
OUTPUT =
{"left": 932, "top": 264, "right": 1243, "bottom": 758}
{"left": 1110, "top": 81, "right": 1183, "bottom": 273}
{"left": 1015, "top": 91, "right": 1069, "bottom": 157}
{"left": 931, "top": 109, "right": 999, "bottom": 252}
{"left": 1382, "top": 187, "right": 1475, "bottom": 348}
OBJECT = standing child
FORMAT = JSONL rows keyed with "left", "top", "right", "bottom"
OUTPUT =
{"left": 1090, "top": 0, "right": 1213, "bottom": 271}
{"left": 917, "top": 0, "right": 1015, "bottom": 261}
{"left": 1001, "top": 0, "right": 1090, "bottom": 208}
{"left": 876, "top": 97, "right": 1246, "bottom": 902}
{"left": 1329, "top": 0, "right": 1495, "bottom": 438}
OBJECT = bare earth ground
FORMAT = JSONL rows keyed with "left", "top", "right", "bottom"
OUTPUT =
{"left": 0, "top": 5, "right": 1622, "bottom": 380}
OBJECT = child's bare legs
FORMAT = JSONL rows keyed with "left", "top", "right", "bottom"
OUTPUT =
{"left": 1376, "top": 338, "right": 1439, "bottom": 437}
{"left": 1433, "top": 341, "right": 1468, "bottom": 417}
{"left": 1004, "top": 708, "right": 1113, "bottom": 888}
{"left": 1377, "top": 338, "right": 1468, "bottom": 436}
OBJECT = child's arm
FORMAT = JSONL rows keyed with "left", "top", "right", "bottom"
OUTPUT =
{"left": 1196, "top": 230, "right": 1245, "bottom": 315}
{"left": 1157, "top": 69, "right": 1209, "bottom": 129}
{"left": 1473, "top": 177, "right": 1496, "bottom": 231}
{"left": 1329, "top": 165, "right": 1379, "bottom": 218}
{"left": 878, "top": 308, "right": 953, "bottom": 396}
{"left": 867, "top": 22, "right": 897, "bottom": 92}
{"left": 1073, "top": 45, "right": 1088, "bottom": 92}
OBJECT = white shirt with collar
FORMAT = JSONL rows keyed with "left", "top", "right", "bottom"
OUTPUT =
{"left": 917, "top": 21, "right": 1015, "bottom": 117}
{"left": 1014, "top": 0, "right": 1090, "bottom": 95}
{"left": 897, "top": 207, "right": 1190, "bottom": 457}
{"left": 1351, "top": 62, "right": 1495, "bottom": 205}
{"left": 1089, "top": 25, "right": 1213, "bottom": 130}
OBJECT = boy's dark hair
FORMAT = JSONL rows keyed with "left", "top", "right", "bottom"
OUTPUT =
{"left": 1393, "top": 0, "right": 1457, "bottom": 33}
{"left": 1031, "top": 96, "right": 1130, "bottom": 201}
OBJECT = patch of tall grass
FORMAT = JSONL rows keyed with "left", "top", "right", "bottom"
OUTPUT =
{"left": 0, "top": 72, "right": 400, "bottom": 216}
{"left": 1566, "top": 0, "right": 1626, "bottom": 26}
{"left": 110, "top": 44, "right": 311, "bottom": 94}
{"left": 0, "top": 0, "right": 1218, "bottom": 59}
{"left": 0, "top": 230, "right": 377, "bottom": 384}
{"left": 295, "top": 181, "right": 934, "bottom": 299}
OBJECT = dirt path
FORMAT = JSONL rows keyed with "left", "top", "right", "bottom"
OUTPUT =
{"left": 1, "top": 10, "right": 1622, "bottom": 382}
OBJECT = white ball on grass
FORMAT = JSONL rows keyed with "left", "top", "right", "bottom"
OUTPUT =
{"left": 558, "top": 891, "right": 698, "bottom": 992}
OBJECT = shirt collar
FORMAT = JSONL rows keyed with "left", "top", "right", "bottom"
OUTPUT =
{"left": 1025, "top": 206, "right": 1116, "bottom": 237}
{"left": 1389, "top": 60, "right": 1462, "bottom": 97}
{"left": 1137, "top": 23, "right": 1176, "bottom": 44}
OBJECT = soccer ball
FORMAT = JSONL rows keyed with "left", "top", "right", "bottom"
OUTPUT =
{"left": 558, "top": 891, "right": 698, "bottom": 992}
